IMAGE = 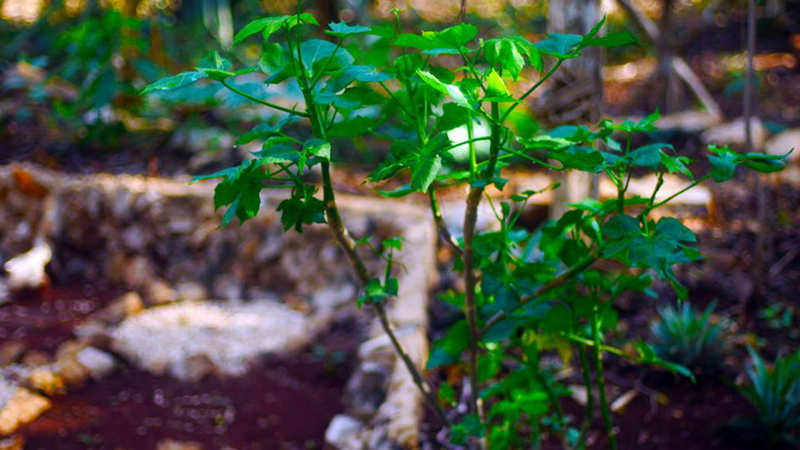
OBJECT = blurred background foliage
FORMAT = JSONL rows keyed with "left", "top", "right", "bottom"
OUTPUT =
{"left": 0, "top": 0, "right": 798, "bottom": 174}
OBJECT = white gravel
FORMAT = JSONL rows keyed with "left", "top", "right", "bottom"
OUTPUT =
{"left": 110, "top": 300, "right": 310, "bottom": 380}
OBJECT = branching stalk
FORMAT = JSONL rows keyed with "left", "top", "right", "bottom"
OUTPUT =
{"left": 481, "top": 253, "right": 598, "bottom": 334}
{"left": 591, "top": 307, "right": 617, "bottom": 450}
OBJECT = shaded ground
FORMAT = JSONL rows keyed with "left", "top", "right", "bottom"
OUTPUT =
{"left": 2, "top": 285, "right": 358, "bottom": 450}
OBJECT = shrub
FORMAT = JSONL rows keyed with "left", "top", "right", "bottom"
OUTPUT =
{"left": 735, "top": 348, "right": 800, "bottom": 446}
{"left": 141, "top": 2, "right": 790, "bottom": 448}
{"left": 650, "top": 302, "right": 729, "bottom": 376}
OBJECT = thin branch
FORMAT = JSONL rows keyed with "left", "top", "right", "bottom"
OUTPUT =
{"left": 429, "top": 189, "right": 462, "bottom": 255}
{"left": 480, "top": 253, "right": 599, "bottom": 334}
{"left": 220, "top": 79, "right": 309, "bottom": 117}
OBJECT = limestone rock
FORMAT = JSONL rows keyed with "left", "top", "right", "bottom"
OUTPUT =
{"left": 21, "top": 351, "right": 49, "bottom": 368}
{"left": 701, "top": 117, "right": 766, "bottom": 148}
{"left": 0, "top": 435, "right": 24, "bottom": 450}
{"left": 28, "top": 368, "right": 65, "bottom": 396}
{"left": 3, "top": 239, "right": 52, "bottom": 292}
{"left": 175, "top": 282, "right": 207, "bottom": 303}
{"left": 155, "top": 439, "right": 204, "bottom": 450}
{"left": 325, "top": 414, "right": 365, "bottom": 450}
{"left": 92, "top": 292, "right": 144, "bottom": 325}
{"left": 0, "top": 387, "right": 51, "bottom": 435}
{"left": 344, "top": 362, "right": 390, "bottom": 420}
{"left": 764, "top": 129, "right": 800, "bottom": 161}
{"left": 75, "top": 347, "right": 115, "bottom": 380}
{"left": 111, "top": 300, "right": 310, "bottom": 379}
{"left": 145, "top": 279, "right": 179, "bottom": 305}
{"left": 0, "top": 343, "right": 25, "bottom": 366}
{"left": 655, "top": 110, "right": 721, "bottom": 134}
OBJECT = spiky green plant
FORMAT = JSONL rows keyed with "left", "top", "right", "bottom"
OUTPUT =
{"left": 650, "top": 302, "right": 728, "bottom": 375}
{"left": 736, "top": 348, "right": 800, "bottom": 446}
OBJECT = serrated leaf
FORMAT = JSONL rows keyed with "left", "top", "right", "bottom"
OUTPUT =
{"left": 328, "top": 115, "right": 373, "bottom": 138}
{"left": 141, "top": 71, "right": 206, "bottom": 94}
{"left": 416, "top": 69, "right": 469, "bottom": 106}
{"left": 410, "top": 153, "right": 442, "bottom": 192}
{"left": 233, "top": 14, "right": 318, "bottom": 47}
{"left": 325, "top": 21, "right": 371, "bottom": 37}
{"left": 656, "top": 217, "right": 696, "bottom": 243}
{"left": 485, "top": 69, "right": 509, "bottom": 98}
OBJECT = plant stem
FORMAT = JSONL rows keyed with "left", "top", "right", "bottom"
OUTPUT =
{"left": 500, "top": 59, "right": 563, "bottom": 123}
{"left": 575, "top": 341, "right": 595, "bottom": 450}
{"left": 461, "top": 185, "right": 484, "bottom": 422}
{"left": 287, "top": 13, "right": 450, "bottom": 425}
{"left": 591, "top": 306, "right": 617, "bottom": 450}
{"left": 220, "top": 79, "right": 309, "bottom": 117}
{"left": 429, "top": 189, "right": 462, "bottom": 255}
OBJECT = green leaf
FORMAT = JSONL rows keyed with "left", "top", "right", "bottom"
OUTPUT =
{"left": 325, "top": 21, "right": 371, "bottom": 37}
{"left": 141, "top": 71, "right": 205, "bottom": 94}
{"left": 484, "top": 38, "right": 525, "bottom": 79}
{"left": 534, "top": 33, "right": 582, "bottom": 58}
{"left": 485, "top": 69, "right": 509, "bottom": 97}
{"left": 198, "top": 51, "right": 232, "bottom": 71}
{"left": 410, "top": 153, "right": 442, "bottom": 192}
{"left": 629, "top": 143, "right": 671, "bottom": 169}
{"left": 237, "top": 116, "right": 293, "bottom": 145}
{"left": 297, "top": 39, "right": 354, "bottom": 76}
{"left": 427, "top": 320, "right": 469, "bottom": 369}
{"left": 303, "top": 138, "right": 331, "bottom": 161}
{"left": 416, "top": 69, "right": 469, "bottom": 106}
{"left": 253, "top": 144, "right": 299, "bottom": 163}
{"left": 325, "top": 65, "right": 392, "bottom": 93}
{"left": 740, "top": 152, "right": 789, "bottom": 173}
{"left": 437, "top": 23, "right": 479, "bottom": 47}
{"left": 603, "top": 214, "right": 640, "bottom": 241}
{"left": 656, "top": 217, "right": 696, "bottom": 243}
{"left": 708, "top": 144, "right": 738, "bottom": 182}
{"left": 329, "top": 115, "right": 373, "bottom": 138}
{"left": 582, "top": 31, "right": 638, "bottom": 48}
{"left": 437, "top": 103, "right": 471, "bottom": 131}
{"left": 233, "top": 14, "right": 318, "bottom": 47}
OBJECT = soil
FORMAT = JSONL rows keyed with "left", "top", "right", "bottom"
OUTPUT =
{"left": 2, "top": 284, "right": 358, "bottom": 450}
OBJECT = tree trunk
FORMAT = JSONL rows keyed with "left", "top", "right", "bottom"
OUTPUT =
{"left": 544, "top": 0, "right": 602, "bottom": 218}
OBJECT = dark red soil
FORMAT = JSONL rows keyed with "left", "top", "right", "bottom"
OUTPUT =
{"left": 0, "top": 284, "right": 123, "bottom": 355}
{"left": 2, "top": 285, "right": 357, "bottom": 450}
{"left": 19, "top": 351, "right": 351, "bottom": 450}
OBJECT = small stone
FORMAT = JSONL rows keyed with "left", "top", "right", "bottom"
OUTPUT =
{"left": 325, "top": 414, "right": 364, "bottom": 449}
{"left": 120, "top": 256, "right": 155, "bottom": 289}
{"left": 92, "top": 292, "right": 144, "bottom": 325}
{"left": 656, "top": 110, "right": 721, "bottom": 133}
{"left": 3, "top": 240, "right": 52, "bottom": 292}
{"left": 345, "top": 362, "right": 390, "bottom": 420}
{"left": 701, "top": 117, "right": 766, "bottom": 148}
{"left": 175, "top": 282, "right": 207, "bottom": 303}
{"left": 764, "top": 128, "right": 800, "bottom": 161}
{"left": 21, "top": 351, "right": 50, "bottom": 368}
{"left": 0, "top": 435, "right": 24, "bottom": 450}
{"left": 75, "top": 347, "right": 115, "bottom": 380}
{"left": 183, "top": 354, "right": 217, "bottom": 382}
{"left": 55, "top": 355, "right": 90, "bottom": 387}
{"left": 0, "top": 387, "right": 51, "bottom": 435}
{"left": 28, "top": 368, "right": 66, "bottom": 396}
{"left": 145, "top": 279, "right": 179, "bottom": 305}
{"left": 155, "top": 439, "right": 204, "bottom": 450}
{"left": 0, "top": 343, "right": 26, "bottom": 365}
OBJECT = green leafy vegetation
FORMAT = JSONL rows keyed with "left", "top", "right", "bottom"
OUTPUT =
{"left": 139, "top": 2, "right": 791, "bottom": 448}
{"left": 734, "top": 348, "right": 800, "bottom": 446}
{"left": 650, "top": 302, "right": 729, "bottom": 376}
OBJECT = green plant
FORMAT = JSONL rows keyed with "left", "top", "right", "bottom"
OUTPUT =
{"left": 734, "top": 348, "right": 800, "bottom": 446}
{"left": 141, "top": 3, "right": 789, "bottom": 448}
{"left": 650, "top": 301, "right": 729, "bottom": 375}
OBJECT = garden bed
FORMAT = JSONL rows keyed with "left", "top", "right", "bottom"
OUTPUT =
{"left": 0, "top": 164, "right": 438, "bottom": 449}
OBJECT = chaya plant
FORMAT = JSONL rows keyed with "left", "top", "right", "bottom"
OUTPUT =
{"left": 142, "top": 3, "right": 790, "bottom": 448}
